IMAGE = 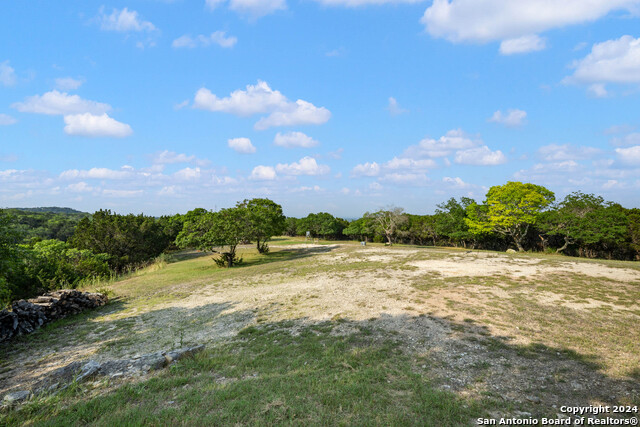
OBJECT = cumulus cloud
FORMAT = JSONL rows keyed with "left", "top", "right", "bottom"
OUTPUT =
{"left": 402, "top": 129, "right": 478, "bottom": 158}
{"left": 274, "top": 131, "right": 319, "bottom": 148}
{"left": 379, "top": 173, "right": 429, "bottom": 185}
{"left": 12, "top": 90, "right": 111, "bottom": 115}
{"left": 55, "top": 77, "right": 84, "bottom": 91}
{"left": 499, "top": 35, "right": 546, "bottom": 55}
{"left": 250, "top": 165, "right": 277, "bottom": 180}
{"left": 351, "top": 162, "right": 381, "bottom": 177}
{"left": 172, "top": 31, "right": 237, "bottom": 49}
{"left": 228, "top": 137, "right": 256, "bottom": 154}
{"left": 102, "top": 189, "right": 143, "bottom": 197}
{"left": 67, "top": 182, "right": 94, "bottom": 193}
{"left": 421, "top": 0, "right": 638, "bottom": 51}
{"left": 99, "top": 7, "right": 156, "bottom": 32}
{"left": 276, "top": 156, "right": 330, "bottom": 176}
{"left": 454, "top": 146, "right": 506, "bottom": 165}
{"left": 0, "top": 114, "right": 17, "bottom": 126}
{"left": 206, "top": 0, "right": 286, "bottom": 18}
{"left": 63, "top": 113, "right": 133, "bottom": 138}
{"left": 193, "top": 81, "right": 331, "bottom": 130}
{"left": 488, "top": 109, "right": 527, "bottom": 127}
{"left": 0, "top": 61, "right": 16, "bottom": 86}
{"left": 615, "top": 145, "right": 640, "bottom": 165}
{"left": 254, "top": 100, "right": 331, "bottom": 130}
{"left": 565, "top": 35, "right": 640, "bottom": 92}
{"left": 173, "top": 167, "right": 202, "bottom": 181}
{"left": 442, "top": 176, "right": 471, "bottom": 188}
{"left": 387, "top": 97, "right": 408, "bottom": 115}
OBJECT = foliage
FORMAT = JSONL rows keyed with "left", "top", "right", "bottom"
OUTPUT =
{"left": 539, "top": 192, "right": 628, "bottom": 255}
{"left": 343, "top": 216, "right": 375, "bottom": 242}
{"left": 70, "top": 210, "right": 172, "bottom": 271}
{"left": 23, "top": 240, "right": 111, "bottom": 291}
{"left": 176, "top": 207, "right": 252, "bottom": 267}
{"left": 434, "top": 197, "right": 475, "bottom": 246}
{"left": 283, "top": 217, "right": 299, "bottom": 237}
{"left": 237, "top": 198, "right": 285, "bottom": 254}
{"left": 297, "top": 212, "right": 347, "bottom": 239}
{"left": 367, "top": 207, "right": 408, "bottom": 245}
{"left": 3, "top": 207, "right": 88, "bottom": 243}
{"left": 466, "top": 182, "right": 555, "bottom": 252}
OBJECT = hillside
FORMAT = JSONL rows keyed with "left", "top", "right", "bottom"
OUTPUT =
{"left": 1, "top": 240, "right": 639, "bottom": 424}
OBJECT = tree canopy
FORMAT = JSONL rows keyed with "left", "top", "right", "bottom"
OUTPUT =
{"left": 466, "top": 182, "right": 555, "bottom": 252}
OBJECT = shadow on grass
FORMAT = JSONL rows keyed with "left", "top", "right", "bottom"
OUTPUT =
{"left": 233, "top": 244, "right": 338, "bottom": 269}
{"left": 1, "top": 300, "right": 639, "bottom": 425}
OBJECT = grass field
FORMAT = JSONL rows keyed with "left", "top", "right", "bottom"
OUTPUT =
{"left": 1, "top": 238, "right": 639, "bottom": 425}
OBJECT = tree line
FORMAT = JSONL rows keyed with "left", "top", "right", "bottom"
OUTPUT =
{"left": 1, "top": 183, "right": 639, "bottom": 305}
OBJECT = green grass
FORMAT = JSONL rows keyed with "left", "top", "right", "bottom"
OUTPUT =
{"left": 1, "top": 321, "right": 488, "bottom": 426}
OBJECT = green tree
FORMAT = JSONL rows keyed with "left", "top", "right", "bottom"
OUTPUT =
{"left": 343, "top": 217, "right": 375, "bottom": 242}
{"left": 297, "top": 213, "right": 346, "bottom": 239}
{"left": 0, "top": 211, "right": 24, "bottom": 305}
{"left": 176, "top": 207, "right": 252, "bottom": 267}
{"left": 539, "top": 192, "right": 628, "bottom": 256}
{"left": 434, "top": 197, "right": 475, "bottom": 247}
{"left": 283, "top": 217, "right": 299, "bottom": 237}
{"left": 238, "top": 198, "right": 285, "bottom": 254}
{"left": 367, "top": 207, "right": 407, "bottom": 245}
{"left": 466, "top": 182, "right": 555, "bottom": 252}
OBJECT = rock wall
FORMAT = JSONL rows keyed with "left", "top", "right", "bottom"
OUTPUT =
{"left": 0, "top": 290, "right": 108, "bottom": 342}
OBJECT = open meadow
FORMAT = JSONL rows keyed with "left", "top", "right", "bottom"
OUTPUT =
{"left": 1, "top": 238, "right": 639, "bottom": 425}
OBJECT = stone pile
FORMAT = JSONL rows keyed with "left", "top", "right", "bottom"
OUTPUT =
{"left": 0, "top": 290, "right": 108, "bottom": 342}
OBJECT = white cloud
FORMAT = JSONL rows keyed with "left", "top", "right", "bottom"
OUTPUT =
{"left": 276, "top": 156, "right": 330, "bottom": 176}
{"left": 12, "top": 90, "right": 111, "bottom": 115}
{"left": 194, "top": 81, "right": 288, "bottom": 116}
{"left": 454, "top": 146, "right": 506, "bottom": 165}
{"left": 99, "top": 7, "right": 156, "bottom": 32}
{"left": 228, "top": 137, "right": 256, "bottom": 154}
{"left": 254, "top": 100, "right": 331, "bottom": 130}
{"left": 250, "top": 165, "right": 277, "bottom": 180}
{"left": 151, "top": 150, "right": 210, "bottom": 166}
{"left": 0, "top": 61, "right": 16, "bottom": 86}
{"left": 588, "top": 83, "right": 609, "bottom": 98}
{"left": 611, "top": 132, "right": 640, "bottom": 146}
{"left": 387, "top": 97, "right": 408, "bottom": 115}
{"left": 615, "top": 145, "right": 640, "bottom": 164}
{"left": 402, "top": 129, "right": 478, "bottom": 158}
{"left": 538, "top": 144, "right": 601, "bottom": 161}
{"left": 60, "top": 167, "right": 132, "bottom": 180}
{"left": 351, "top": 162, "right": 381, "bottom": 177}
{"left": 67, "top": 182, "right": 94, "bottom": 193}
{"left": 442, "top": 176, "right": 471, "bottom": 188}
{"left": 55, "top": 77, "right": 84, "bottom": 91}
{"left": 274, "top": 131, "right": 319, "bottom": 148}
{"left": 0, "top": 114, "right": 17, "bottom": 126}
{"left": 488, "top": 109, "right": 527, "bottom": 127}
{"left": 205, "top": 0, "right": 226, "bottom": 9}
{"left": 174, "top": 167, "right": 202, "bottom": 181}
{"left": 565, "top": 36, "right": 640, "bottom": 87}
{"left": 194, "top": 81, "right": 331, "bottom": 130}
{"left": 228, "top": 0, "right": 286, "bottom": 18}
{"left": 499, "top": 35, "right": 546, "bottom": 55}
{"left": 172, "top": 31, "right": 237, "bottom": 49}
{"left": 314, "top": 0, "right": 424, "bottom": 5}
{"left": 421, "top": 1, "right": 638, "bottom": 48}
{"left": 383, "top": 157, "right": 436, "bottom": 171}
{"left": 63, "top": 113, "right": 133, "bottom": 138}
{"left": 206, "top": 0, "right": 286, "bottom": 18}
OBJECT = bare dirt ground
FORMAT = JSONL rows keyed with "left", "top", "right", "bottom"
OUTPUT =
{"left": 1, "top": 243, "right": 639, "bottom": 417}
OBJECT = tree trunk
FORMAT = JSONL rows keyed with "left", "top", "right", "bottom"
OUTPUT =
{"left": 557, "top": 236, "right": 571, "bottom": 254}
{"left": 386, "top": 233, "right": 393, "bottom": 245}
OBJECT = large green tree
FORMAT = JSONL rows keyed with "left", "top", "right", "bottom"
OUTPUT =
{"left": 367, "top": 207, "right": 407, "bottom": 245}
{"left": 238, "top": 198, "right": 285, "bottom": 254}
{"left": 176, "top": 207, "right": 252, "bottom": 267}
{"left": 466, "top": 182, "right": 555, "bottom": 252}
{"left": 539, "top": 192, "right": 628, "bottom": 255}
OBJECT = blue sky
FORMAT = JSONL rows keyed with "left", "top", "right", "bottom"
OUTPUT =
{"left": 1, "top": 0, "right": 640, "bottom": 217}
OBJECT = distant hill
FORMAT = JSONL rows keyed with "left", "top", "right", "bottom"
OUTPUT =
{"left": 7, "top": 207, "right": 89, "bottom": 215}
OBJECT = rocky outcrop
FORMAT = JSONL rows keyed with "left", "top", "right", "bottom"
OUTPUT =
{"left": 2, "top": 345, "right": 205, "bottom": 406}
{"left": 0, "top": 290, "right": 108, "bottom": 343}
